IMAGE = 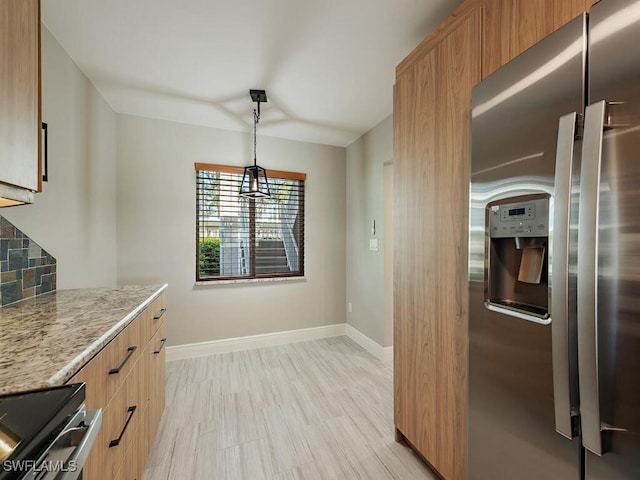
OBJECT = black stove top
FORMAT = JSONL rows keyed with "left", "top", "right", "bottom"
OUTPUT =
{"left": 0, "top": 384, "right": 85, "bottom": 479}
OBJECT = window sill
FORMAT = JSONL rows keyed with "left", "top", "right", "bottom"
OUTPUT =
{"left": 195, "top": 276, "right": 306, "bottom": 286}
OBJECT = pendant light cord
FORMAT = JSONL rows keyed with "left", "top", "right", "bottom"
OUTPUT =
{"left": 253, "top": 107, "right": 259, "bottom": 166}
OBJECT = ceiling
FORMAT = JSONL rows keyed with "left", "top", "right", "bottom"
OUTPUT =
{"left": 42, "top": 0, "right": 463, "bottom": 147}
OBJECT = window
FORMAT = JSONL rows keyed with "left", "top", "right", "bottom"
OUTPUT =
{"left": 195, "top": 163, "right": 305, "bottom": 281}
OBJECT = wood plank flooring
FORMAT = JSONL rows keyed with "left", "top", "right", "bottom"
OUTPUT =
{"left": 142, "top": 336, "right": 438, "bottom": 480}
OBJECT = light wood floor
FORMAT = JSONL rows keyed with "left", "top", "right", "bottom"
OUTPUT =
{"left": 142, "top": 336, "right": 438, "bottom": 479}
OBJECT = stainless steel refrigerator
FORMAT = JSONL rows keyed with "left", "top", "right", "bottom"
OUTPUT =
{"left": 469, "top": 1, "right": 640, "bottom": 478}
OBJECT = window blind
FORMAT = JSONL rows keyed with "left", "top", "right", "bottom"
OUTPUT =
{"left": 196, "top": 164, "right": 305, "bottom": 281}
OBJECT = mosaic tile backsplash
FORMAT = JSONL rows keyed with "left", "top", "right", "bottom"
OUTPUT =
{"left": 0, "top": 216, "right": 56, "bottom": 306}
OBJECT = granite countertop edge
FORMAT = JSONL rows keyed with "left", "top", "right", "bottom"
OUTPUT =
{"left": 0, "top": 283, "right": 168, "bottom": 396}
{"left": 48, "top": 283, "right": 168, "bottom": 386}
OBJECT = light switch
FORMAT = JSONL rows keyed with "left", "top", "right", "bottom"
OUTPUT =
{"left": 369, "top": 238, "right": 379, "bottom": 251}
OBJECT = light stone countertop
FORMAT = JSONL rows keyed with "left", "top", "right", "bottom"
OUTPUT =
{"left": 0, "top": 284, "right": 167, "bottom": 395}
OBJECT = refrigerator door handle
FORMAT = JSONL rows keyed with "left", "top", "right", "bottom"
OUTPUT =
{"left": 551, "top": 112, "right": 578, "bottom": 440}
{"left": 577, "top": 100, "right": 607, "bottom": 456}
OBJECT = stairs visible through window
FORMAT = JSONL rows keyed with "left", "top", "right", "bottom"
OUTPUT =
{"left": 255, "top": 239, "right": 289, "bottom": 274}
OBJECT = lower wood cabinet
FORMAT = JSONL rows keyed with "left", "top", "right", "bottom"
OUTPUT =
{"left": 148, "top": 320, "right": 167, "bottom": 445}
{"left": 114, "top": 405, "right": 148, "bottom": 480}
{"left": 70, "top": 292, "right": 167, "bottom": 480}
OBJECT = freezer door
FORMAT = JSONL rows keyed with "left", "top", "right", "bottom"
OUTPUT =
{"left": 582, "top": 0, "right": 640, "bottom": 478}
{"left": 468, "top": 14, "right": 586, "bottom": 480}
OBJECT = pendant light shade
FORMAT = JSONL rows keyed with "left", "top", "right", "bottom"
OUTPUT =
{"left": 240, "top": 90, "right": 271, "bottom": 198}
{"left": 240, "top": 164, "right": 270, "bottom": 198}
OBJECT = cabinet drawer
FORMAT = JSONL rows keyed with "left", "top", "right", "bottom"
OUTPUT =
{"left": 148, "top": 320, "right": 167, "bottom": 446}
{"left": 113, "top": 438, "right": 139, "bottom": 480}
{"left": 87, "top": 362, "right": 142, "bottom": 480}
{"left": 114, "top": 405, "right": 149, "bottom": 480}
{"left": 70, "top": 316, "right": 142, "bottom": 409}
{"left": 137, "top": 339, "right": 151, "bottom": 414}
{"left": 147, "top": 293, "right": 166, "bottom": 340}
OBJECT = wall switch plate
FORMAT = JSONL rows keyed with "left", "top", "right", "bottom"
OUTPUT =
{"left": 369, "top": 238, "right": 379, "bottom": 251}
{"left": 348, "top": 302, "right": 353, "bottom": 313}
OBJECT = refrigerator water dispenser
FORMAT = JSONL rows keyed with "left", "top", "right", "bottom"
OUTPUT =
{"left": 486, "top": 195, "right": 550, "bottom": 321}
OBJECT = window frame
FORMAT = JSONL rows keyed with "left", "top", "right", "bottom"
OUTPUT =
{"left": 195, "top": 163, "right": 306, "bottom": 282}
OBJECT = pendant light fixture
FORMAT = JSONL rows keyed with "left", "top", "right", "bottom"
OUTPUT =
{"left": 239, "top": 89, "right": 271, "bottom": 198}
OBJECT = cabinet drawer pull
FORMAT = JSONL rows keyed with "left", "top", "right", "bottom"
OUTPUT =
{"left": 109, "top": 405, "right": 137, "bottom": 448}
{"left": 153, "top": 308, "right": 167, "bottom": 320}
{"left": 108, "top": 346, "right": 137, "bottom": 375}
{"left": 153, "top": 338, "right": 167, "bottom": 355}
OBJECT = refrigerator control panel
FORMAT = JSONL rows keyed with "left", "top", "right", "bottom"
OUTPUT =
{"left": 489, "top": 197, "right": 549, "bottom": 238}
{"left": 500, "top": 204, "right": 535, "bottom": 221}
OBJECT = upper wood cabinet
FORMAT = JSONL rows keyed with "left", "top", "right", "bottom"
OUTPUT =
{"left": 0, "top": 0, "right": 41, "bottom": 205}
{"left": 394, "top": 10, "right": 482, "bottom": 480}
{"left": 483, "top": 0, "right": 592, "bottom": 78}
{"left": 482, "top": 0, "right": 512, "bottom": 76}
{"left": 512, "top": 0, "right": 590, "bottom": 58}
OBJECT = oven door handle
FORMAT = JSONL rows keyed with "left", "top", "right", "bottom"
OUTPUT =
{"left": 55, "top": 408, "right": 103, "bottom": 480}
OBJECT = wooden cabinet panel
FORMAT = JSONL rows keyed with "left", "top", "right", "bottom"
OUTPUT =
{"left": 393, "top": 55, "right": 437, "bottom": 452}
{"left": 114, "top": 364, "right": 145, "bottom": 480}
{"left": 115, "top": 407, "right": 148, "bottom": 480}
{"left": 148, "top": 295, "right": 167, "bottom": 341}
{"left": 511, "top": 0, "right": 555, "bottom": 56}
{"left": 512, "top": 0, "right": 589, "bottom": 59}
{"left": 0, "top": 0, "right": 41, "bottom": 193}
{"left": 136, "top": 294, "right": 164, "bottom": 345}
{"left": 434, "top": 17, "right": 480, "bottom": 479}
{"left": 394, "top": 10, "right": 481, "bottom": 480}
{"left": 483, "top": 0, "right": 590, "bottom": 79}
{"left": 70, "top": 315, "right": 142, "bottom": 409}
{"left": 69, "top": 345, "right": 109, "bottom": 409}
{"left": 85, "top": 370, "right": 138, "bottom": 480}
{"left": 138, "top": 406, "right": 151, "bottom": 479}
{"left": 138, "top": 340, "right": 151, "bottom": 412}
{"left": 482, "top": 0, "right": 512, "bottom": 78}
{"left": 552, "top": 0, "right": 592, "bottom": 30}
{"left": 148, "top": 319, "right": 167, "bottom": 446}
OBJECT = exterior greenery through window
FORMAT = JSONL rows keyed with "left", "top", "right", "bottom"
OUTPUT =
{"left": 196, "top": 163, "right": 305, "bottom": 281}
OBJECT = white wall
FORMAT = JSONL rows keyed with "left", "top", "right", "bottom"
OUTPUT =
{"left": 116, "top": 114, "right": 346, "bottom": 346}
{"left": 3, "top": 27, "right": 118, "bottom": 288}
{"left": 345, "top": 115, "right": 393, "bottom": 347}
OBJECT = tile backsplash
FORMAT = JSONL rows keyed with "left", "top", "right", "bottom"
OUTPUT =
{"left": 0, "top": 216, "right": 56, "bottom": 306}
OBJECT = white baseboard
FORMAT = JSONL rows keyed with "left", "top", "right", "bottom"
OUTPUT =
{"left": 345, "top": 324, "right": 393, "bottom": 362}
{"left": 166, "top": 323, "right": 347, "bottom": 362}
{"left": 382, "top": 346, "right": 394, "bottom": 363}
